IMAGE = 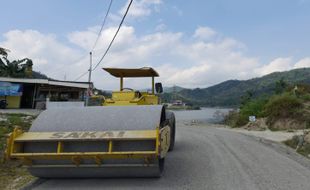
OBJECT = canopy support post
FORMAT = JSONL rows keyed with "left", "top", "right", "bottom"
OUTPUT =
{"left": 120, "top": 77, "right": 123, "bottom": 91}
{"left": 152, "top": 77, "right": 155, "bottom": 94}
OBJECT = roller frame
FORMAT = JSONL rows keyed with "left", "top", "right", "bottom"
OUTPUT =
{"left": 5, "top": 125, "right": 170, "bottom": 168}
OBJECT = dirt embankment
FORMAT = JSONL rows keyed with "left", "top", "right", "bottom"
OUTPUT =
{"left": 226, "top": 116, "right": 310, "bottom": 159}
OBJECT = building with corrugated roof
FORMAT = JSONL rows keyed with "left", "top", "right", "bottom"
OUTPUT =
{"left": 0, "top": 77, "right": 92, "bottom": 109}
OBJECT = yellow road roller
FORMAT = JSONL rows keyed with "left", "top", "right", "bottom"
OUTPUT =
{"left": 5, "top": 67, "right": 176, "bottom": 178}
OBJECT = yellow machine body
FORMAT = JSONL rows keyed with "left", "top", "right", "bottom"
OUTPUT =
{"left": 105, "top": 91, "right": 159, "bottom": 105}
{"left": 6, "top": 125, "right": 170, "bottom": 167}
{"left": 4, "top": 67, "right": 173, "bottom": 178}
{"left": 103, "top": 67, "right": 160, "bottom": 106}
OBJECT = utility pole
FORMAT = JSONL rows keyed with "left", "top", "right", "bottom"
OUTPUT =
{"left": 88, "top": 52, "right": 92, "bottom": 87}
{"left": 86, "top": 52, "right": 92, "bottom": 106}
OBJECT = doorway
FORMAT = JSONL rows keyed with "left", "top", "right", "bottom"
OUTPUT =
{"left": 20, "top": 84, "right": 35, "bottom": 108}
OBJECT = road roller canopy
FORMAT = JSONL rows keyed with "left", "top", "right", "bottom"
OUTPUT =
{"left": 103, "top": 67, "right": 159, "bottom": 78}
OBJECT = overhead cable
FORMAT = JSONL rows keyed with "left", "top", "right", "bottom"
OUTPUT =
{"left": 92, "top": 0, "right": 133, "bottom": 71}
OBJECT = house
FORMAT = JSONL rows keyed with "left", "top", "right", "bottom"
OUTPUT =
{"left": 172, "top": 100, "right": 185, "bottom": 106}
{"left": 0, "top": 77, "right": 92, "bottom": 109}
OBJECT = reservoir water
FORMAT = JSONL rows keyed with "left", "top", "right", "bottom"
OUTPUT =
{"left": 172, "top": 107, "right": 231, "bottom": 124}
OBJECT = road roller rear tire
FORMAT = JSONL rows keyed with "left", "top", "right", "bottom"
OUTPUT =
{"left": 166, "top": 111, "right": 176, "bottom": 151}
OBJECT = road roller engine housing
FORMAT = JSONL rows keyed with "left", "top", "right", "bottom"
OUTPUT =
{"left": 5, "top": 67, "right": 176, "bottom": 178}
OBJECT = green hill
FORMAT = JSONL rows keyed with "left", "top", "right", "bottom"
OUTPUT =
{"left": 161, "top": 68, "right": 310, "bottom": 107}
{"left": 163, "top": 86, "right": 186, "bottom": 93}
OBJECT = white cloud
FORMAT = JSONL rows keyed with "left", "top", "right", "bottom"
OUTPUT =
{"left": 165, "top": 64, "right": 211, "bottom": 86}
{"left": 194, "top": 26, "right": 216, "bottom": 40}
{"left": 294, "top": 57, "right": 310, "bottom": 68}
{"left": 83, "top": 26, "right": 259, "bottom": 88}
{"left": 254, "top": 57, "right": 310, "bottom": 76}
{"left": 0, "top": 30, "right": 84, "bottom": 80}
{"left": 1, "top": 26, "right": 309, "bottom": 90}
{"left": 255, "top": 57, "right": 293, "bottom": 75}
{"left": 68, "top": 26, "right": 136, "bottom": 52}
{"left": 119, "top": 0, "right": 162, "bottom": 19}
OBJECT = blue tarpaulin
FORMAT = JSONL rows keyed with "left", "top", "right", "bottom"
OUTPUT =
{"left": 0, "top": 82, "right": 23, "bottom": 96}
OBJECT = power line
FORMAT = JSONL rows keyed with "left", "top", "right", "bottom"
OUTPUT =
{"left": 74, "top": 70, "right": 89, "bottom": 81}
{"left": 49, "top": 53, "right": 89, "bottom": 75}
{"left": 92, "top": 0, "right": 133, "bottom": 71}
{"left": 73, "top": 0, "right": 114, "bottom": 81}
{"left": 91, "top": 0, "right": 113, "bottom": 51}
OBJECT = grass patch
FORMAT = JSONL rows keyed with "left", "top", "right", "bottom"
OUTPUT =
{"left": 286, "top": 129, "right": 296, "bottom": 133}
{"left": 0, "top": 113, "right": 36, "bottom": 189}
{"left": 0, "top": 160, "right": 35, "bottom": 190}
{"left": 0, "top": 113, "right": 33, "bottom": 152}
{"left": 284, "top": 136, "right": 310, "bottom": 158}
{"left": 224, "top": 110, "right": 240, "bottom": 127}
{"left": 301, "top": 94, "right": 310, "bottom": 101}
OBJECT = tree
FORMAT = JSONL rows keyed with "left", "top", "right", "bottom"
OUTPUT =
{"left": 0, "top": 47, "right": 33, "bottom": 78}
{"left": 240, "top": 90, "right": 253, "bottom": 108}
{"left": 0, "top": 47, "right": 9, "bottom": 57}
{"left": 275, "top": 78, "right": 288, "bottom": 94}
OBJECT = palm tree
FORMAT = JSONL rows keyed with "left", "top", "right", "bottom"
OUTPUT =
{"left": 0, "top": 47, "right": 10, "bottom": 57}
{"left": 0, "top": 47, "right": 33, "bottom": 78}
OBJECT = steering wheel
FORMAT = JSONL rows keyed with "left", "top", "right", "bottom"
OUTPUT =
{"left": 135, "top": 90, "right": 142, "bottom": 98}
{"left": 122, "top": 88, "right": 134, "bottom": 91}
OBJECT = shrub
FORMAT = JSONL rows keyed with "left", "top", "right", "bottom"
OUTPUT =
{"left": 234, "top": 98, "right": 269, "bottom": 126}
{"left": 224, "top": 110, "right": 240, "bottom": 127}
{"left": 240, "top": 98, "right": 268, "bottom": 117}
{"left": 224, "top": 97, "right": 268, "bottom": 127}
{"left": 264, "top": 93, "right": 303, "bottom": 125}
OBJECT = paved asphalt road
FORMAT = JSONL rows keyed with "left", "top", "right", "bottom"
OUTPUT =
{"left": 26, "top": 124, "right": 310, "bottom": 190}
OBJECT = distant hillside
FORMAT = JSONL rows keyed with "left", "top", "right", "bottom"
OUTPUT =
{"left": 32, "top": 71, "right": 49, "bottom": 79}
{"left": 161, "top": 68, "right": 310, "bottom": 107}
{"left": 163, "top": 86, "right": 186, "bottom": 93}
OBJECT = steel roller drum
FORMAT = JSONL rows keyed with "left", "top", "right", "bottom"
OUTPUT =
{"left": 25, "top": 105, "right": 165, "bottom": 178}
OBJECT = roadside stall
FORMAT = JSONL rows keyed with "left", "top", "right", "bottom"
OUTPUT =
{"left": 0, "top": 82, "right": 23, "bottom": 108}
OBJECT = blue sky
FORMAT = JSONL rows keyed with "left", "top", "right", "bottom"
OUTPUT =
{"left": 1, "top": 0, "right": 310, "bottom": 89}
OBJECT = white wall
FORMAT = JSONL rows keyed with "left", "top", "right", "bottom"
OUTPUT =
{"left": 46, "top": 100, "right": 85, "bottom": 109}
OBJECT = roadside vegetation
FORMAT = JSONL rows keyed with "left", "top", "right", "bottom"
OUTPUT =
{"left": 284, "top": 133, "right": 310, "bottom": 158}
{"left": 224, "top": 81, "right": 310, "bottom": 158}
{"left": 224, "top": 82, "right": 310, "bottom": 131}
{"left": 0, "top": 46, "right": 48, "bottom": 79}
{"left": 0, "top": 113, "right": 36, "bottom": 190}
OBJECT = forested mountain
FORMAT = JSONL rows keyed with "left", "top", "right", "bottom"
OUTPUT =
{"left": 161, "top": 68, "right": 310, "bottom": 107}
